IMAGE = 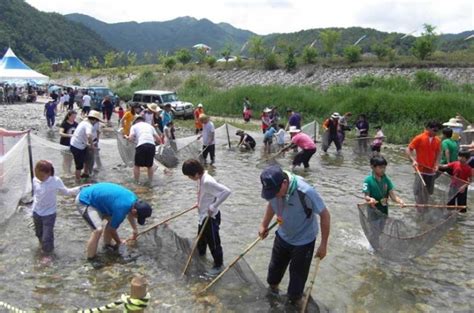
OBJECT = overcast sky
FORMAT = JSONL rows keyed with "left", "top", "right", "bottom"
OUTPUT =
{"left": 26, "top": 0, "right": 473, "bottom": 35}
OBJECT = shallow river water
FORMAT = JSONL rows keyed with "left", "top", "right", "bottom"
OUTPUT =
{"left": 0, "top": 103, "right": 472, "bottom": 312}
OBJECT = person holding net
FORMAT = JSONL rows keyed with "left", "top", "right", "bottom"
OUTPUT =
{"left": 258, "top": 165, "right": 330, "bottom": 307}
{"left": 406, "top": 120, "right": 442, "bottom": 204}
{"left": 438, "top": 150, "right": 472, "bottom": 213}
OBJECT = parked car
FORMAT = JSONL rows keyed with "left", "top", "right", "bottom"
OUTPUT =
{"left": 131, "top": 90, "right": 194, "bottom": 119}
{"left": 86, "top": 87, "right": 118, "bottom": 111}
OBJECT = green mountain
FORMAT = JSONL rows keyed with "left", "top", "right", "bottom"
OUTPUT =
{"left": 0, "top": 0, "right": 112, "bottom": 64}
{"left": 65, "top": 14, "right": 255, "bottom": 56}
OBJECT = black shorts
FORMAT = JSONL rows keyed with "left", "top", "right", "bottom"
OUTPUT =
{"left": 135, "top": 143, "right": 155, "bottom": 167}
{"left": 70, "top": 145, "right": 87, "bottom": 170}
{"left": 82, "top": 106, "right": 91, "bottom": 114}
{"left": 371, "top": 144, "right": 381, "bottom": 152}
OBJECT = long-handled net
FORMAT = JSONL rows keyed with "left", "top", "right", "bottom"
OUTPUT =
{"left": 142, "top": 225, "right": 325, "bottom": 312}
{"left": 357, "top": 203, "right": 458, "bottom": 261}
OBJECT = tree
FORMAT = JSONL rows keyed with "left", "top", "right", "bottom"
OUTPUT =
{"left": 285, "top": 46, "right": 297, "bottom": 71}
{"left": 264, "top": 52, "right": 279, "bottom": 70}
{"left": 371, "top": 43, "right": 389, "bottom": 60}
{"left": 248, "top": 36, "right": 266, "bottom": 60}
{"left": 176, "top": 48, "right": 192, "bottom": 65}
{"left": 220, "top": 43, "right": 233, "bottom": 62}
{"left": 104, "top": 51, "right": 116, "bottom": 68}
{"left": 302, "top": 46, "right": 318, "bottom": 64}
{"left": 128, "top": 52, "right": 137, "bottom": 67}
{"left": 73, "top": 59, "right": 82, "bottom": 72}
{"left": 195, "top": 48, "right": 207, "bottom": 64}
{"left": 320, "top": 30, "right": 341, "bottom": 57}
{"left": 412, "top": 24, "right": 437, "bottom": 61}
{"left": 88, "top": 56, "right": 100, "bottom": 69}
{"left": 344, "top": 45, "right": 362, "bottom": 63}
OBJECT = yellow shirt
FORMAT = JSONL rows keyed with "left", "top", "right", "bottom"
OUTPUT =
{"left": 122, "top": 111, "right": 135, "bottom": 136}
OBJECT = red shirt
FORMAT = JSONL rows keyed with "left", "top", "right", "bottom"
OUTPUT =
{"left": 408, "top": 131, "right": 441, "bottom": 174}
{"left": 447, "top": 161, "right": 472, "bottom": 187}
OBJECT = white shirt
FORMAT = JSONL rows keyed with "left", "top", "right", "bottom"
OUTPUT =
{"left": 276, "top": 129, "right": 286, "bottom": 145}
{"left": 82, "top": 95, "right": 91, "bottom": 107}
{"left": 143, "top": 111, "right": 154, "bottom": 125}
{"left": 197, "top": 172, "right": 231, "bottom": 224}
{"left": 59, "top": 95, "right": 66, "bottom": 104}
{"left": 202, "top": 121, "right": 215, "bottom": 146}
{"left": 129, "top": 121, "right": 157, "bottom": 147}
{"left": 32, "top": 176, "right": 80, "bottom": 216}
{"left": 70, "top": 120, "right": 93, "bottom": 149}
{"left": 64, "top": 94, "right": 70, "bottom": 103}
{"left": 92, "top": 122, "right": 100, "bottom": 142}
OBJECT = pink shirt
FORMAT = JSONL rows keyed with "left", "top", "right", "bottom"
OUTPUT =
{"left": 292, "top": 132, "right": 316, "bottom": 150}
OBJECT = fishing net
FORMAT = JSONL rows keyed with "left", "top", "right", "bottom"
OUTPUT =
{"left": 116, "top": 130, "right": 135, "bottom": 167}
{"left": 144, "top": 225, "right": 324, "bottom": 312}
{"left": 0, "top": 135, "right": 31, "bottom": 224}
{"left": 155, "top": 144, "right": 179, "bottom": 168}
{"left": 352, "top": 137, "right": 372, "bottom": 155}
{"left": 301, "top": 121, "right": 320, "bottom": 142}
{"left": 357, "top": 203, "right": 458, "bottom": 261}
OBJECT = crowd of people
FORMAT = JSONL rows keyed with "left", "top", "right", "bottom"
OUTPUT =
{"left": 1, "top": 92, "right": 473, "bottom": 309}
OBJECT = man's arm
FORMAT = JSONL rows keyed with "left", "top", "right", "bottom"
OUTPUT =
{"left": 127, "top": 213, "right": 138, "bottom": 240}
{"left": 258, "top": 203, "right": 275, "bottom": 239}
{"left": 405, "top": 147, "right": 417, "bottom": 167}
{"left": 316, "top": 209, "right": 330, "bottom": 259}
{"left": 106, "top": 225, "right": 122, "bottom": 246}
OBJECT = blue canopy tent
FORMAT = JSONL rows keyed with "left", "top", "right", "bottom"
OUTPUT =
{"left": 0, "top": 48, "right": 49, "bottom": 84}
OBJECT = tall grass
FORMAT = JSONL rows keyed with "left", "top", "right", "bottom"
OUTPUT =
{"left": 178, "top": 73, "right": 474, "bottom": 144}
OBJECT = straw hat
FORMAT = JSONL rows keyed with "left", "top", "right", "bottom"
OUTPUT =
{"left": 443, "top": 118, "right": 463, "bottom": 128}
{"left": 147, "top": 103, "right": 161, "bottom": 113}
{"left": 87, "top": 110, "right": 104, "bottom": 122}
{"left": 288, "top": 126, "right": 301, "bottom": 133}
{"left": 331, "top": 112, "right": 341, "bottom": 119}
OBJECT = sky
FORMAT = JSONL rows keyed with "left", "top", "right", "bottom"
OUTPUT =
{"left": 25, "top": 0, "right": 473, "bottom": 35}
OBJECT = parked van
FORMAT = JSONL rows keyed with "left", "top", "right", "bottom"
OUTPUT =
{"left": 131, "top": 90, "right": 194, "bottom": 119}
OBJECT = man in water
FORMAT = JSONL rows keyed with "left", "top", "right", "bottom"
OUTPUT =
{"left": 258, "top": 165, "right": 330, "bottom": 306}
{"left": 76, "top": 182, "right": 152, "bottom": 260}
{"left": 406, "top": 120, "right": 442, "bottom": 204}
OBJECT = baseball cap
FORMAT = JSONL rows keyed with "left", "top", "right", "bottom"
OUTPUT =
{"left": 134, "top": 200, "right": 153, "bottom": 225}
{"left": 260, "top": 165, "right": 285, "bottom": 200}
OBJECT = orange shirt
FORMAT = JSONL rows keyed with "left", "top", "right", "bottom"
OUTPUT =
{"left": 194, "top": 108, "right": 204, "bottom": 129}
{"left": 408, "top": 131, "right": 441, "bottom": 174}
{"left": 122, "top": 111, "right": 135, "bottom": 136}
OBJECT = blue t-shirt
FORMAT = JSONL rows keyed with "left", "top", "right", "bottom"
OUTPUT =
{"left": 264, "top": 127, "right": 277, "bottom": 139}
{"left": 288, "top": 113, "right": 301, "bottom": 129}
{"left": 161, "top": 111, "right": 173, "bottom": 127}
{"left": 269, "top": 177, "right": 326, "bottom": 246}
{"left": 79, "top": 183, "right": 138, "bottom": 229}
{"left": 45, "top": 101, "right": 57, "bottom": 116}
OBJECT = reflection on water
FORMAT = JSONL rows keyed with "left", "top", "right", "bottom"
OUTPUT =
{"left": 0, "top": 128, "right": 472, "bottom": 312}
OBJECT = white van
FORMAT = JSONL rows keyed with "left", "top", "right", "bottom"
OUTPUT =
{"left": 131, "top": 90, "right": 194, "bottom": 118}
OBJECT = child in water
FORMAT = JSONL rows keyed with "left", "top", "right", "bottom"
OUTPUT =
{"left": 32, "top": 160, "right": 82, "bottom": 260}
{"left": 371, "top": 126, "right": 384, "bottom": 155}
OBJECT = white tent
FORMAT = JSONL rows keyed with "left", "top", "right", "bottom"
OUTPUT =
{"left": 0, "top": 48, "right": 49, "bottom": 84}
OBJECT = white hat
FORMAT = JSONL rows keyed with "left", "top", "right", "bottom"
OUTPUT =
{"left": 443, "top": 118, "right": 463, "bottom": 128}
{"left": 288, "top": 126, "right": 301, "bottom": 133}
{"left": 147, "top": 103, "right": 161, "bottom": 113}
{"left": 87, "top": 110, "right": 104, "bottom": 122}
{"left": 263, "top": 107, "right": 272, "bottom": 113}
{"left": 463, "top": 125, "right": 474, "bottom": 133}
{"left": 331, "top": 112, "right": 341, "bottom": 119}
{"left": 197, "top": 103, "right": 203, "bottom": 108}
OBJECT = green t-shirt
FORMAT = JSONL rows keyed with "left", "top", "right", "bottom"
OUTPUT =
{"left": 441, "top": 138, "right": 459, "bottom": 164}
{"left": 362, "top": 174, "right": 394, "bottom": 215}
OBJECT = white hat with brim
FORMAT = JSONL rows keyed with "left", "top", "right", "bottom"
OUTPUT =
{"left": 263, "top": 107, "right": 272, "bottom": 113}
{"left": 288, "top": 126, "right": 301, "bottom": 133}
{"left": 147, "top": 103, "right": 161, "bottom": 113}
{"left": 197, "top": 103, "right": 203, "bottom": 108}
{"left": 331, "top": 112, "right": 341, "bottom": 119}
{"left": 87, "top": 110, "right": 104, "bottom": 122}
{"left": 443, "top": 118, "right": 463, "bottom": 128}
{"left": 463, "top": 125, "right": 474, "bottom": 133}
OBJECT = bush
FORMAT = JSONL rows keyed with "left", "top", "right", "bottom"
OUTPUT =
{"left": 371, "top": 44, "right": 389, "bottom": 60}
{"left": 180, "top": 74, "right": 218, "bottom": 98}
{"left": 71, "top": 78, "right": 81, "bottom": 86}
{"left": 344, "top": 45, "right": 362, "bottom": 63}
{"left": 205, "top": 56, "right": 217, "bottom": 68}
{"left": 264, "top": 53, "right": 279, "bottom": 70}
{"left": 235, "top": 56, "right": 244, "bottom": 68}
{"left": 414, "top": 70, "right": 447, "bottom": 91}
{"left": 163, "top": 57, "right": 177, "bottom": 72}
{"left": 175, "top": 49, "right": 192, "bottom": 65}
{"left": 302, "top": 46, "right": 318, "bottom": 64}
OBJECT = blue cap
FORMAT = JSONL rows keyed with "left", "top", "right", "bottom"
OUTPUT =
{"left": 260, "top": 165, "right": 285, "bottom": 200}
{"left": 135, "top": 200, "right": 152, "bottom": 225}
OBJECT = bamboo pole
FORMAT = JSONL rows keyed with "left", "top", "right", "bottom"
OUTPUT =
{"left": 301, "top": 257, "right": 321, "bottom": 313}
{"left": 27, "top": 132, "right": 34, "bottom": 196}
{"left": 393, "top": 203, "right": 466, "bottom": 209}
{"left": 225, "top": 123, "right": 231, "bottom": 149}
{"left": 200, "top": 221, "right": 278, "bottom": 294}
{"left": 137, "top": 206, "right": 197, "bottom": 238}
{"left": 182, "top": 216, "right": 210, "bottom": 277}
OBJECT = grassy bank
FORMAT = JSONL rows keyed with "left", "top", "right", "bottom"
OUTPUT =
{"left": 118, "top": 70, "right": 474, "bottom": 144}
